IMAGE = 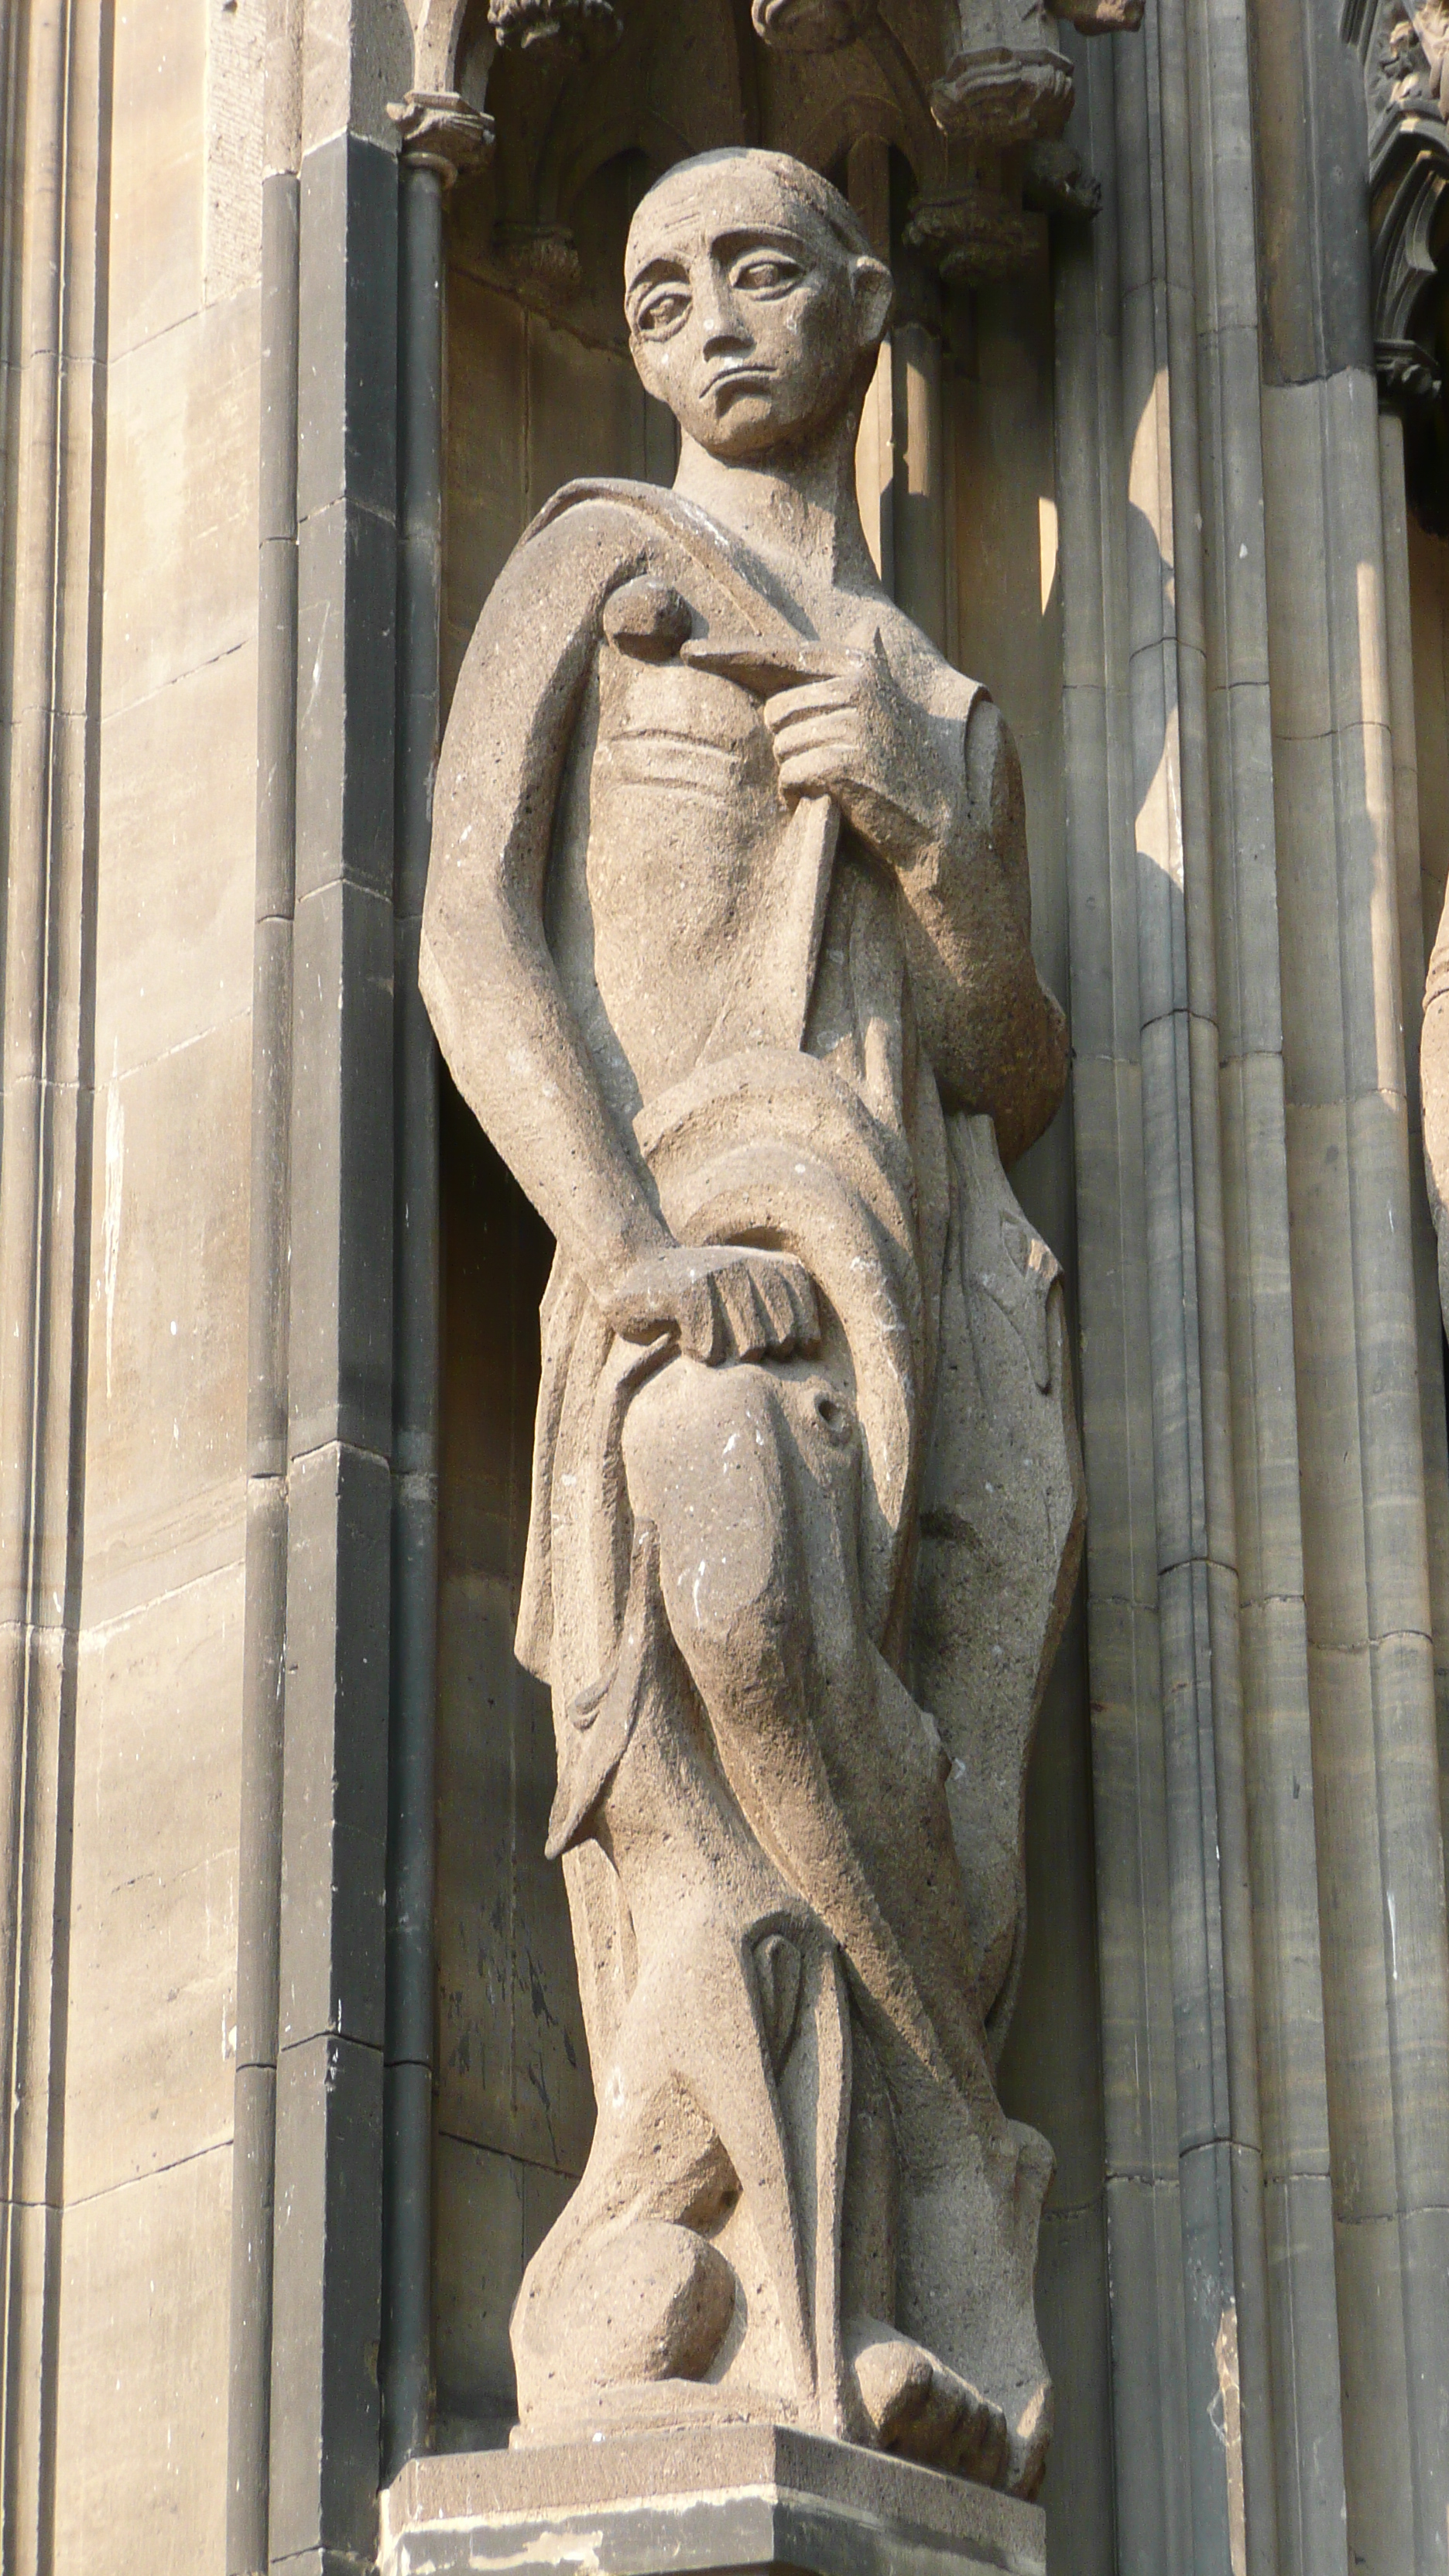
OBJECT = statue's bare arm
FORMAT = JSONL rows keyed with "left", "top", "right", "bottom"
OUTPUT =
{"left": 762, "top": 640, "right": 1068, "bottom": 1165}
{"left": 420, "top": 510, "right": 818, "bottom": 1365}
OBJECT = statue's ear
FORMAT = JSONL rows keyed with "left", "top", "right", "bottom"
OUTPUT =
{"left": 852, "top": 256, "right": 894, "bottom": 354}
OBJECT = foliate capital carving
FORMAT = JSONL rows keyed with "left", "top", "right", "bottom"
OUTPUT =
{"left": 387, "top": 87, "right": 495, "bottom": 183}
{"left": 899, "top": 149, "right": 1100, "bottom": 286}
{"left": 1345, "top": 0, "right": 1449, "bottom": 516}
{"left": 1053, "top": 0, "right": 1144, "bottom": 29}
{"left": 493, "top": 221, "right": 585, "bottom": 310}
{"left": 745, "top": 0, "right": 1141, "bottom": 74}
{"left": 903, "top": 185, "right": 1044, "bottom": 282}
{"left": 462, "top": 0, "right": 1145, "bottom": 296}
{"left": 749, "top": 0, "right": 877, "bottom": 46}
{"left": 742, "top": 0, "right": 1141, "bottom": 259}
{"left": 1380, "top": 331, "right": 1444, "bottom": 399}
{"left": 930, "top": 0, "right": 1073, "bottom": 141}
{"left": 1021, "top": 137, "right": 1105, "bottom": 215}
{"left": 488, "top": 0, "right": 623, "bottom": 55}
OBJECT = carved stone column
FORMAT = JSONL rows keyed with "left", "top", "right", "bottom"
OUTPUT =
{"left": 0, "top": 2, "right": 112, "bottom": 2566}
{"left": 259, "top": 19, "right": 403, "bottom": 2570}
{"left": 382, "top": 77, "right": 492, "bottom": 2489}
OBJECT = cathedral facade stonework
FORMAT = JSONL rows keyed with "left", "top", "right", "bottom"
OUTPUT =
{"left": 2, "top": 2, "right": 1449, "bottom": 2573}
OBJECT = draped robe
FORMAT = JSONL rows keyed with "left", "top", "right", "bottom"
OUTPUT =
{"left": 422, "top": 478, "right": 1084, "bottom": 2451}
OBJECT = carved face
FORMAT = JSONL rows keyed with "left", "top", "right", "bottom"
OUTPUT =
{"left": 624, "top": 154, "right": 891, "bottom": 461}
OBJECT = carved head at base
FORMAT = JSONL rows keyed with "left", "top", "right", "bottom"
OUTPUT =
{"left": 624, "top": 148, "right": 893, "bottom": 464}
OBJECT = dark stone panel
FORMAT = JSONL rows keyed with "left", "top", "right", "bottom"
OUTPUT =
{"left": 248, "top": 916, "right": 293, "bottom": 1478}
{"left": 433, "top": 1078, "right": 593, "bottom": 2184}
{"left": 999, "top": 1592, "right": 1106, "bottom": 2206}
{"left": 1397, "top": 2197, "right": 1449, "bottom": 2557}
{"left": 1101, "top": 2173, "right": 1194, "bottom": 2576}
{"left": 280, "top": 1437, "right": 392, "bottom": 2051}
{"left": 279, "top": 1814, "right": 389, "bottom": 2052}
{"left": 295, "top": 496, "right": 398, "bottom": 905}
{"left": 256, "top": 534, "right": 298, "bottom": 923}
{"left": 263, "top": 96, "right": 400, "bottom": 2576}
{"left": 228, "top": 2060, "right": 277, "bottom": 2569}
{"left": 1175, "top": 2138, "right": 1251, "bottom": 2570}
{"left": 289, "top": 875, "right": 395, "bottom": 1459}
{"left": 391, "top": 921, "right": 437, "bottom": 1464}
{"left": 238, "top": 1473, "right": 289, "bottom": 2060}
{"left": 1260, "top": 2170, "right": 1346, "bottom": 2570}
{"left": 296, "top": 131, "right": 399, "bottom": 526}
{"left": 260, "top": 171, "right": 301, "bottom": 547}
{"left": 269, "top": 2031, "right": 385, "bottom": 2567}
{"left": 1251, "top": 0, "right": 1375, "bottom": 382}
{"left": 1034, "top": 2201, "right": 1115, "bottom": 2576}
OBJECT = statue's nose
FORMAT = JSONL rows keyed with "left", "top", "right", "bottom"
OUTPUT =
{"left": 697, "top": 278, "right": 748, "bottom": 356}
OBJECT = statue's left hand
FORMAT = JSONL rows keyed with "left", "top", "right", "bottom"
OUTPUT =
{"left": 598, "top": 1240, "right": 820, "bottom": 1368}
{"left": 761, "top": 630, "right": 961, "bottom": 870}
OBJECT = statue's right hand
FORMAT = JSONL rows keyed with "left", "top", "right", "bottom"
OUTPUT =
{"left": 598, "top": 1242, "right": 820, "bottom": 1366}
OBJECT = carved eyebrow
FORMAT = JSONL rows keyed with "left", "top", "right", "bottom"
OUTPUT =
{"left": 627, "top": 223, "right": 824, "bottom": 300}
{"left": 714, "top": 227, "right": 818, "bottom": 262}
{"left": 627, "top": 255, "right": 691, "bottom": 294}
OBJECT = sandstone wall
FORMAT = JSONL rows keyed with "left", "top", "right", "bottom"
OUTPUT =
{"left": 0, "top": 1, "right": 264, "bottom": 2564}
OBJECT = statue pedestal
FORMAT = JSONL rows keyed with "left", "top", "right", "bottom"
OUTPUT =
{"left": 381, "top": 2424, "right": 1045, "bottom": 2576}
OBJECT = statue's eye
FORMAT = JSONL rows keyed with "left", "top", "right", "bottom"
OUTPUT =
{"left": 733, "top": 255, "right": 801, "bottom": 295}
{"left": 635, "top": 288, "right": 690, "bottom": 337}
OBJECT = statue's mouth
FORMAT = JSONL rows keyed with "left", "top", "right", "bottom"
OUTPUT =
{"left": 704, "top": 364, "right": 774, "bottom": 404}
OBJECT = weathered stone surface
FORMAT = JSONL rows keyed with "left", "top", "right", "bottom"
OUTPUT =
{"left": 433, "top": 2137, "right": 575, "bottom": 2443}
{"left": 80, "top": 1016, "right": 251, "bottom": 1631}
{"left": 106, "top": 0, "right": 206, "bottom": 358}
{"left": 279, "top": 1439, "right": 390, "bottom": 2053}
{"left": 423, "top": 147, "right": 1081, "bottom": 2496}
{"left": 205, "top": 0, "right": 265, "bottom": 301}
{"left": 66, "top": 1558, "right": 244, "bottom": 2201}
{"left": 382, "top": 2426, "right": 1046, "bottom": 2576}
{"left": 94, "top": 640, "right": 259, "bottom": 1077}
{"left": 1031, "top": 2194, "right": 1112, "bottom": 2556}
{"left": 1410, "top": 519, "right": 1449, "bottom": 962}
{"left": 100, "top": 293, "right": 259, "bottom": 718}
{"left": 434, "top": 1568, "right": 593, "bottom": 2170}
{"left": 433, "top": 2138, "right": 526, "bottom": 2442}
{"left": 52, "top": 2148, "right": 232, "bottom": 2576}
{"left": 286, "top": 876, "right": 395, "bottom": 1458}
{"left": 268, "top": 2030, "right": 384, "bottom": 2564}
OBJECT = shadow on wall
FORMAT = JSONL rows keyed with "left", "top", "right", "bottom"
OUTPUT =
{"left": 433, "top": 1089, "right": 587, "bottom": 2452}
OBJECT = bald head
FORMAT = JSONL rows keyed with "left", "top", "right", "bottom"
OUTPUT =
{"left": 622, "top": 146, "right": 892, "bottom": 466}
{"left": 625, "top": 149, "right": 873, "bottom": 297}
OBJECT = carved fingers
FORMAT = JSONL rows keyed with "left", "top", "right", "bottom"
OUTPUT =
{"left": 711, "top": 1245, "right": 821, "bottom": 1363}
{"left": 599, "top": 1241, "right": 820, "bottom": 1366}
{"left": 761, "top": 629, "right": 958, "bottom": 862}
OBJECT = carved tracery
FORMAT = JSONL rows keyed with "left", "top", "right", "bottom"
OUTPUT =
{"left": 417, "top": 0, "right": 1139, "bottom": 300}
{"left": 1345, "top": 0, "right": 1449, "bottom": 523}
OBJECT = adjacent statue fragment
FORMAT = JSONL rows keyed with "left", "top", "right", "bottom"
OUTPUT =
{"left": 422, "top": 147, "right": 1083, "bottom": 2500}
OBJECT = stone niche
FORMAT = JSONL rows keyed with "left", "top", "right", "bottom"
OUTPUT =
{"left": 420, "top": 0, "right": 1103, "bottom": 2560}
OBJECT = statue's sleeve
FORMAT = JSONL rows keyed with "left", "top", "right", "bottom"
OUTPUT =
{"left": 421, "top": 496, "right": 678, "bottom": 1283}
{"left": 895, "top": 683, "right": 1068, "bottom": 1166}
{"left": 426, "top": 501, "right": 652, "bottom": 966}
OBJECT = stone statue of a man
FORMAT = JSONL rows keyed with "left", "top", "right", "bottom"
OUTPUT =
{"left": 422, "top": 146, "right": 1081, "bottom": 2500}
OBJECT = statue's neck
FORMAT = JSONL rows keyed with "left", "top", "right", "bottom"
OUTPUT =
{"left": 673, "top": 419, "right": 880, "bottom": 609}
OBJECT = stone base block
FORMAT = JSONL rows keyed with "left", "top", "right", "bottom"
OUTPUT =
{"left": 381, "top": 2424, "right": 1045, "bottom": 2576}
